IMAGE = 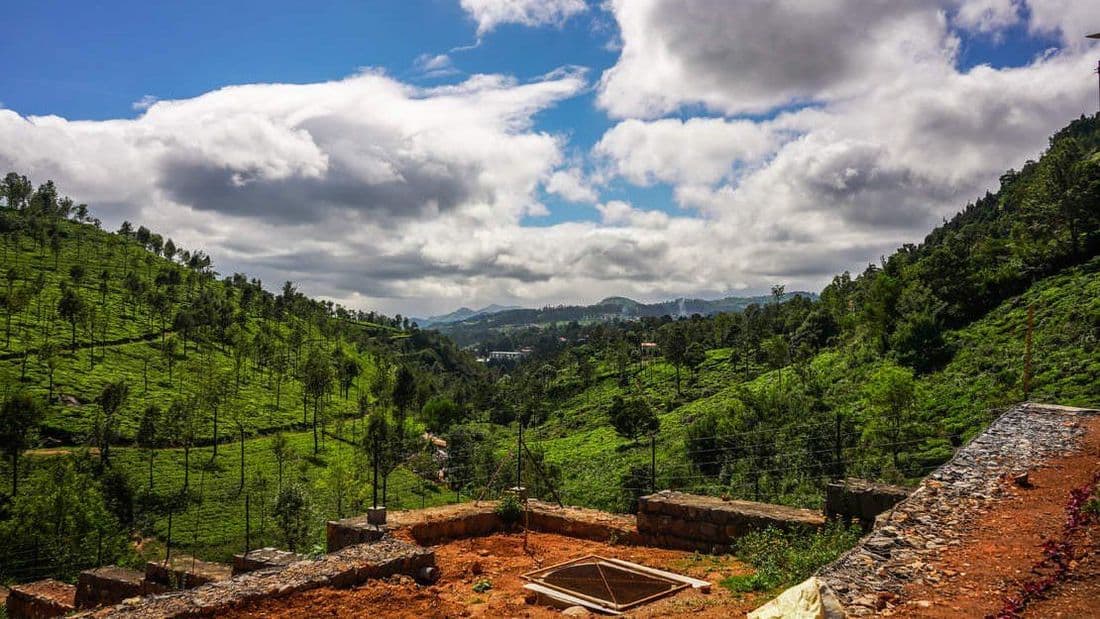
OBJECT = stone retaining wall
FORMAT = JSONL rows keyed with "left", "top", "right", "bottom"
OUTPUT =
{"left": 75, "top": 539, "right": 434, "bottom": 618}
{"left": 751, "top": 403, "right": 1100, "bottom": 618}
{"left": 6, "top": 579, "right": 75, "bottom": 619}
{"left": 637, "top": 491, "right": 825, "bottom": 553}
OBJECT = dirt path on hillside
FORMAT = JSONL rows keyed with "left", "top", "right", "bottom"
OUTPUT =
{"left": 0, "top": 329, "right": 170, "bottom": 361}
{"left": 891, "top": 416, "right": 1100, "bottom": 617}
{"left": 224, "top": 531, "right": 763, "bottom": 618}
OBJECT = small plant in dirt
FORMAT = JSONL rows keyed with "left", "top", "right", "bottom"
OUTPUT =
{"left": 472, "top": 578, "right": 492, "bottom": 593}
{"left": 721, "top": 523, "right": 861, "bottom": 593}
{"left": 495, "top": 493, "right": 524, "bottom": 526}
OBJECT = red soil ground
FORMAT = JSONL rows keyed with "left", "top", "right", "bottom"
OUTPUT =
{"left": 892, "top": 416, "right": 1100, "bottom": 618}
{"left": 225, "top": 531, "right": 765, "bottom": 618}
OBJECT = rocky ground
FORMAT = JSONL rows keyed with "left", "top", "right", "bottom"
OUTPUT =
{"left": 817, "top": 403, "right": 1100, "bottom": 617}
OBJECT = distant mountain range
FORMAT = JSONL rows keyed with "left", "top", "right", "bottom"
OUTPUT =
{"left": 413, "top": 304, "right": 525, "bottom": 327}
{"left": 417, "top": 292, "right": 815, "bottom": 344}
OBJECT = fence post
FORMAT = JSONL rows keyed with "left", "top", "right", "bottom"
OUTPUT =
{"left": 650, "top": 433, "right": 656, "bottom": 494}
{"left": 244, "top": 493, "right": 251, "bottom": 556}
{"left": 165, "top": 510, "right": 173, "bottom": 563}
{"left": 517, "top": 419, "right": 523, "bottom": 491}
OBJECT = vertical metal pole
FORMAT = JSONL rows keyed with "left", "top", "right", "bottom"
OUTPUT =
{"left": 517, "top": 419, "right": 523, "bottom": 491}
{"left": 165, "top": 511, "right": 173, "bottom": 563}
{"left": 244, "top": 493, "right": 251, "bottom": 556}
{"left": 650, "top": 433, "right": 656, "bottom": 494}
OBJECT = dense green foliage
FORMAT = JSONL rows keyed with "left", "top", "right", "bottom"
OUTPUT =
{"left": 721, "top": 524, "right": 862, "bottom": 593}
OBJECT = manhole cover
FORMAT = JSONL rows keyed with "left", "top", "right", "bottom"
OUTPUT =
{"left": 523, "top": 555, "right": 691, "bottom": 612}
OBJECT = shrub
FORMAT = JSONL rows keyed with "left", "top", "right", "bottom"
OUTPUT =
{"left": 721, "top": 523, "right": 861, "bottom": 593}
{"left": 495, "top": 492, "right": 524, "bottom": 525}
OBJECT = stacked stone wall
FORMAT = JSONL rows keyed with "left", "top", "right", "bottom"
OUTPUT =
{"left": 637, "top": 491, "right": 825, "bottom": 553}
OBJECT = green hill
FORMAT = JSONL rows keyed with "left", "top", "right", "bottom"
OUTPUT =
{"left": 481, "top": 257, "right": 1100, "bottom": 514}
{"left": 0, "top": 191, "right": 488, "bottom": 580}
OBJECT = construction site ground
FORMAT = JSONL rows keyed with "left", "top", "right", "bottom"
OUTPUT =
{"left": 224, "top": 531, "right": 764, "bottom": 618}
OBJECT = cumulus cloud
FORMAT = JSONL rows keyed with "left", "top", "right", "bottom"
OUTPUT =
{"left": 590, "top": 0, "right": 1096, "bottom": 296}
{"left": 597, "top": 0, "right": 956, "bottom": 119}
{"left": 953, "top": 0, "right": 1021, "bottom": 35}
{"left": 459, "top": 0, "right": 587, "bottom": 35}
{"left": 545, "top": 167, "right": 597, "bottom": 202}
{"left": 594, "top": 117, "right": 781, "bottom": 187}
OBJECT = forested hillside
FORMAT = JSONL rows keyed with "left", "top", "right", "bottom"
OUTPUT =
{"left": 0, "top": 186, "right": 491, "bottom": 578}
{"left": 435, "top": 290, "right": 813, "bottom": 348}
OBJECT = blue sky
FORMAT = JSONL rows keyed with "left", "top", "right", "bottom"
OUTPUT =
{"left": 1, "top": 1, "right": 1097, "bottom": 315}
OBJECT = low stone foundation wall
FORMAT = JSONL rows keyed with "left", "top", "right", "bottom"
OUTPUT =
{"left": 232, "top": 548, "right": 305, "bottom": 575}
{"left": 6, "top": 579, "right": 75, "bottom": 619}
{"left": 825, "top": 478, "right": 911, "bottom": 526}
{"left": 526, "top": 501, "right": 642, "bottom": 544}
{"left": 372, "top": 500, "right": 644, "bottom": 548}
{"left": 637, "top": 491, "right": 825, "bottom": 553}
{"left": 75, "top": 567, "right": 149, "bottom": 609}
{"left": 76, "top": 539, "right": 435, "bottom": 618}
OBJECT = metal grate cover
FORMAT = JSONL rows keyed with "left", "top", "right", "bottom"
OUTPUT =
{"left": 522, "top": 555, "right": 690, "bottom": 612}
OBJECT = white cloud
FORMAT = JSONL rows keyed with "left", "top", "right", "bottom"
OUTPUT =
{"left": 1025, "top": 0, "right": 1100, "bottom": 46}
{"left": 953, "top": 0, "right": 1021, "bottom": 35}
{"left": 414, "top": 53, "right": 459, "bottom": 78}
{"left": 459, "top": 0, "right": 587, "bottom": 36}
{"left": 588, "top": 0, "right": 1097, "bottom": 299}
{"left": 597, "top": 0, "right": 956, "bottom": 119}
{"left": 132, "top": 95, "right": 159, "bottom": 111}
{"left": 594, "top": 117, "right": 781, "bottom": 187}
{"left": 545, "top": 167, "right": 597, "bottom": 202}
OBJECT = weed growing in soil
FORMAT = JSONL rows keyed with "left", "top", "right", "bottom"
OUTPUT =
{"left": 721, "top": 523, "right": 861, "bottom": 593}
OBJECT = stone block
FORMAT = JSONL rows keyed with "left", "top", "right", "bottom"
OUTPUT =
{"left": 75, "top": 566, "right": 145, "bottom": 609}
{"left": 325, "top": 516, "right": 387, "bottom": 552}
{"left": 7, "top": 579, "right": 75, "bottom": 619}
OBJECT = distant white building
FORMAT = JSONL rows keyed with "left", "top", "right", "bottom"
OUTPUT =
{"left": 487, "top": 350, "right": 527, "bottom": 361}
